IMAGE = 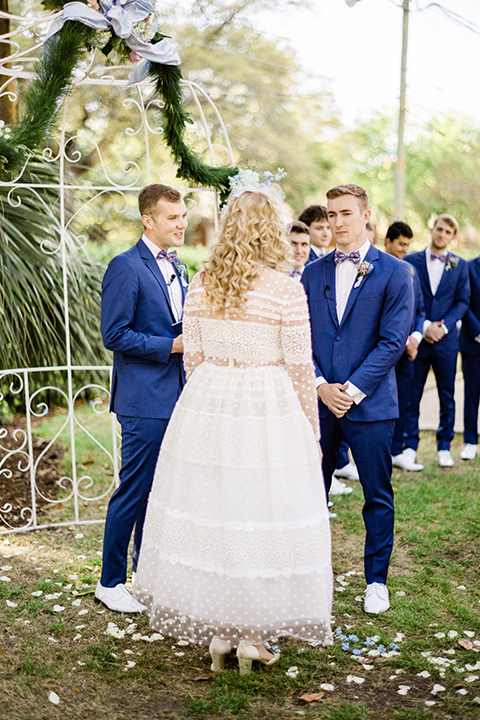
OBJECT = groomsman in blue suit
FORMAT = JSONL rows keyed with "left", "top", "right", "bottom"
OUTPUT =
{"left": 459, "top": 255, "right": 480, "bottom": 461}
{"left": 302, "top": 184, "right": 413, "bottom": 614}
{"left": 95, "top": 184, "right": 188, "bottom": 613}
{"left": 384, "top": 222, "right": 426, "bottom": 472}
{"left": 403, "top": 215, "right": 470, "bottom": 468}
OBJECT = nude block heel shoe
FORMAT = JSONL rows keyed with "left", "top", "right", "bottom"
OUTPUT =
{"left": 209, "top": 636, "right": 232, "bottom": 672}
{"left": 236, "top": 639, "right": 280, "bottom": 676}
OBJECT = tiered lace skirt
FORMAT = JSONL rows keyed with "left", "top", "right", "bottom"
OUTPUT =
{"left": 135, "top": 362, "right": 333, "bottom": 645}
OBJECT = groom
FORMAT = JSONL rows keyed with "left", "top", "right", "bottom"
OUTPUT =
{"left": 95, "top": 183, "right": 188, "bottom": 613}
{"left": 302, "top": 184, "right": 413, "bottom": 614}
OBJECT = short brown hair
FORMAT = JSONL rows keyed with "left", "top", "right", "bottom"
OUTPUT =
{"left": 288, "top": 220, "right": 310, "bottom": 236}
{"left": 326, "top": 184, "right": 370, "bottom": 211}
{"left": 138, "top": 184, "right": 182, "bottom": 218}
{"left": 298, "top": 205, "right": 328, "bottom": 226}
{"left": 433, "top": 213, "right": 459, "bottom": 235}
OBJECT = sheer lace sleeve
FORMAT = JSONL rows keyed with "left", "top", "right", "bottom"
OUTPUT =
{"left": 281, "top": 281, "right": 320, "bottom": 441}
{"left": 183, "top": 274, "right": 205, "bottom": 380}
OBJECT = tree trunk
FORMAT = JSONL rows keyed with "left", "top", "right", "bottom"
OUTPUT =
{"left": 0, "top": 0, "right": 18, "bottom": 124}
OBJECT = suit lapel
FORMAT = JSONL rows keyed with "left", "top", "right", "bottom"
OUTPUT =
{"left": 323, "top": 254, "right": 339, "bottom": 328}
{"left": 339, "top": 244, "right": 378, "bottom": 328}
{"left": 435, "top": 251, "right": 456, "bottom": 295}
{"left": 136, "top": 238, "right": 176, "bottom": 321}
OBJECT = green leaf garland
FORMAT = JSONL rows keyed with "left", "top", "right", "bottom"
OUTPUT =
{"left": 0, "top": 15, "right": 238, "bottom": 197}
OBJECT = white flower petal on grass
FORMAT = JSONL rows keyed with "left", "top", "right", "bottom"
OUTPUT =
{"left": 394, "top": 633, "right": 405, "bottom": 642}
{"left": 146, "top": 634, "right": 164, "bottom": 642}
{"left": 457, "top": 689, "right": 468, "bottom": 695}
{"left": 124, "top": 649, "right": 134, "bottom": 655}
{"left": 68, "top": 574, "right": 78, "bottom": 580}
{"left": 1, "top": 566, "right": 12, "bottom": 571}
{"left": 464, "top": 631, "right": 475, "bottom": 638}
{"left": 346, "top": 676, "right": 365, "bottom": 685}
{"left": 432, "top": 684, "right": 446, "bottom": 694}
{"left": 31, "top": 590, "right": 43, "bottom": 597}
{"left": 48, "top": 692, "right": 60, "bottom": 705}
{"left": 286, "top": 666, "right": 299, "bottom": 678}
{"left": 75, "top": 624, "right": 85, "bottom": 630}
{"left": 106, "top": 623, "right": 125, "bottom": 639}
{"left": 456, "top": 585, "right": 466, "bottom": 590}
{"left": 126, "top": 624, "right": 138, "bottom": 635}
{"left": 76, "top": 554, "right": 87, "bottom": 559}
{"left": 77, "top": 661, "right": 85, "bottom": 666}
{"left": 425, "top": 701, "right": 436, "bottom": 707}
{"left": 466, "top": 662, "right": 480, "bottom": 672}
{"left": 417, "top": 671, "right": 431, "bottom": 678}
{"left": 177, "top": 639, "right": 189, "bottom": 646}
{"left": 397, "top": 686, "right": 410, "bottom": 695}
{"left": 362, "top": 664, "right": 374, "bottom": 671}
{"left": 73, "top": 634, "right": 82, "bottom": 641}
{"left": 466, "top": 675, "right": 479, "bottom": 683}
{"left": 396, "top": 591, "right": 406, "bottom": 597}
{"left": 354, "top": 596, "right": 363, "bottom": 602}
{"left": 371, "top": 636, "right": 380, "bottom": 643}
{"left": 448, "top": 630, "right": 458, "bottom": 639}
{"left": 78, "top": 609, "right": 89, "bottom": 616}
{"left": 421, "top": 651, "right": 432, "bottom": 657}
{"left": 52, "top": 605, "right": 65, "bottom": 612}
{"left": 434, "top": 632, "right": 445, "bottom": 639}
{"left": 124, "top": 661, "right": 136, "bottom": 671}
{"left": 130, "top": 633, "right": 142, "bottom": 641}
{"left": 473, "top": 697, "right": 480, "bottom": 704}
{"left": 174, "top": 652, "right": 185, "bottom": 657}
{"left": 45, "top": 593, "right": 62, "bottom": 600}
{"left": 74, "top": 533, "right": 84, "bottom": 539}
{"left": 429, "top": 623, "right": 438, "bottom": 627}
{"left": 319, "top": 684, "right": 334, "bottom": 692}
{"left": 0, "top": 576, "right": 11, "bottom": 582}
{"left": 444, "top": 649, "right": 455, "bottom": 655}
{"left": 6, "top": 600, "right": 17, "bottom": 608}
{"left": 72, "top": 599, "right": 81, "bottom": 607}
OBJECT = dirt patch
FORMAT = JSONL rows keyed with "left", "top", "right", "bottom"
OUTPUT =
{"left": 0, "top": 415, "right": 64, "bottom": 527}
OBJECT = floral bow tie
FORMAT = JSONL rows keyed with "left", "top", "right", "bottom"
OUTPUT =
{"left": 431, "top": 253, "right": 447, "bottom": 262}
{"left": 334, "top": 249, "right": 361, "bottom": 266}
{"left": 157, "top": 249, "right": 178, "bottom": 262}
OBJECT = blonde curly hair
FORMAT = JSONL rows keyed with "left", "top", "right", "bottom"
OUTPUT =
{"left": 201, "top": 190, "right": 291, "bottom": 317}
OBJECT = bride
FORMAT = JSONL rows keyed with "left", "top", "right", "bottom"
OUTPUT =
{"left": 134, "top": 186, "right": 333, "bottom": 675}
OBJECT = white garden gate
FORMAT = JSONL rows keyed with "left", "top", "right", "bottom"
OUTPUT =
{"left": 0, "top": 8, "right": 234, "bottom": 534}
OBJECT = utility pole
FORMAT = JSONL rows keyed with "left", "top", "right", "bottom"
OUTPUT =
{"left": 393, "top": 0, "right": 409, "bottom": 221}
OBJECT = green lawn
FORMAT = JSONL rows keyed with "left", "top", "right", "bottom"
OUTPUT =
{"left": 0, "top": 429, "right": 479, "bottom": 719}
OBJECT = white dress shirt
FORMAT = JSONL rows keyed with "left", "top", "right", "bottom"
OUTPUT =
{"left": 423, "top": 247, "right": 448, "bottom": 337}
{"left": 316, "top": 239, "right": 370, "bottom": 405}
{"left": 142, "top": 235, "right": 183, "bottom": 322}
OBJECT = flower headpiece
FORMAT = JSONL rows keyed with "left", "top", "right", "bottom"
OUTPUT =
{"left": 226, "top": 167, "right": 287, "bottom": 207}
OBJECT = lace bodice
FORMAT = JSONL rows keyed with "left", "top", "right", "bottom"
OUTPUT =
{"left": 183, "top": 266, "right": 320, "bottom": 439}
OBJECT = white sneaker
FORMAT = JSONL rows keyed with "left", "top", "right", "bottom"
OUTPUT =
{"left": 333, "top": 461, "right": 359, "bottom": 482}
{"left": 392, "top": 449, "right": 424, "bottom": 472}
{"left": 460, "top": 444, "right": 477, "bottom": 460}
{"left": 364, "top": 583, "right": 390, "bottom": 614}
{"left": 438, "top": 450, "right": 454, "bottom": 467}
{"left": 329, "top": 476, "right": 354, "bottom": 496}
{"left": 95, "top": 580, "right": 147, "bottom": 613}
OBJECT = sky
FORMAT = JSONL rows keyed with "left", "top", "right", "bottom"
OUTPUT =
{"left": 255, "top": 0, "right": 480, "bottom": 130}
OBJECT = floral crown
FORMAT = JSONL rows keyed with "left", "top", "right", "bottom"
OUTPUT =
{"left": 225, "top": 168, "right": 287, "bottom": 207}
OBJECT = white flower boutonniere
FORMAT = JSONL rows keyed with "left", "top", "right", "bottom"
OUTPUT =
{"left": 445, "top": 255, "right": 459, "bottom": 272}
{"left": 353, "top": 260, "right": 374, "bottom": 288}
{"left": 174, "top": 258, "right": 189, "bottom": 287}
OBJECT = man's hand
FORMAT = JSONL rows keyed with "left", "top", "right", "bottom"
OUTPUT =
{"left": 424, "top": 321, "right": 445, "bottom": 344}
{"left": 171, "top": 334, "right": 184, "bottom": 353}
{"left": 317, "top": 383, "right": 354, "bottom": 418}
{"left": 405, "top": 335, "right": 419, "bottom": 360}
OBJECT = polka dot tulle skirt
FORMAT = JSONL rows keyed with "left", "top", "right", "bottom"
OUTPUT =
{"left": 134, "top": 361, "right": 333, "bottom": 646}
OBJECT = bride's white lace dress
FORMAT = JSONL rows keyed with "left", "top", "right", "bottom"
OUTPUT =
{"left": 135, "top": 266, "right": 333, "bottom": 645}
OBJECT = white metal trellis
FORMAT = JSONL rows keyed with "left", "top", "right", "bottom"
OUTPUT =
{"left": 0, "top": 10, "right": 234, "bottom": 534}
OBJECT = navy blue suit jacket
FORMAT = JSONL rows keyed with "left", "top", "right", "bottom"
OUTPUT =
{"left": 410, "top": 266, "right": 426, "bottom": 335}
{"left": 460, "top": 257, "right": 480, "bottom": 356}
{"left": 301, "top": 245, "right": 413, "bottom": 422}
{"left": 404, "top": 249, "right": 470, "bottom": 350}
{"left": 101, "top": 238, "right": 187, "bottom": 419}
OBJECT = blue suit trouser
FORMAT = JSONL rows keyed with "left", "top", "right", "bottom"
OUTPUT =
{"left": 320, "top": 412, "right": 395, "bottom": 584}
{"left": 462, "top": 354, "right": 480, "bottom": 445}
{"left": 335, "top": 440, "right": 350, "bottom": 470}
{"left": 391, "top": 352, "right": 415, "bottom": 456}
{"left": 100, "top": 415, "right": 169, "bottom": 587}
{"left": 403, "top": 341, "right": 457, "bottom": 451}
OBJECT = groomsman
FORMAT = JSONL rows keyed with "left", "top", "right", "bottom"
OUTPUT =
{"left": 96, "top": 184, "right": 188, "bottom": 613}
{"left": 288, "top": 221, "right": 311, "bottom": 279}
{"left": 299, "top": 204, "right": 332, "bottom": 263}
{"left": 384, "top": 222, "right": 426, "bottom": 472}
{"left": 459, "top": 255, "right": 480, "bottom": 460}
{"left": 302, "top": 184, "right": 413, "bottom": 614}
{"left": 403, "top": 215, "right": 470, "bottom": 467}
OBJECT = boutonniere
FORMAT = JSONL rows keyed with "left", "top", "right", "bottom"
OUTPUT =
{"left": 353, "top": 260, "right": 374, "bottom": 288}
{"left": 174, "top": 257, "right": 189, "bottom": 287}
{"left": 445, "top": 255, "right": 459, "bottom": 272}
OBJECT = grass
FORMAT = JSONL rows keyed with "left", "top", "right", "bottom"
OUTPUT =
{"left": 0, "top": 430, "right": 479, "bottom": 719}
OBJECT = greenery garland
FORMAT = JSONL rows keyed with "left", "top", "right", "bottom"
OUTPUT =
{"left": 0, "top": 9, "right": 238, "bottom": 197}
